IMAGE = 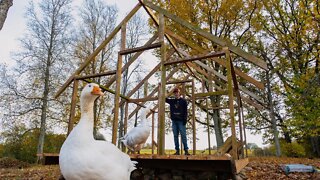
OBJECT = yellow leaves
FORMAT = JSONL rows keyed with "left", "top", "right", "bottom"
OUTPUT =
{"left": 166, "top": 0, "right": 199, "bottom": 25}
{"left": 219, "top": 0, "right": 243, "bottom": 17}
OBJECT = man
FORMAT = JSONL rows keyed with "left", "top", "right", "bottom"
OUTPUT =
{"left": 165, "top": 87, "right": 190, "bottom": 155}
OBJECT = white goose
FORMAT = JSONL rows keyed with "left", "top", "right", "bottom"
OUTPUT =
{"left": 121, "top": 107, "right": 151, "bottom": 152}
{"left": 59, "top": 83, "right": 136, "bottom": 180}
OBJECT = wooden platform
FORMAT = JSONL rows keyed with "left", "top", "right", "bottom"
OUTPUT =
{"left": 129, "top": 154, "right": 248, "bottom": 178}
{"left": 36, "top": 153, "right": 59, "bottom": 165}
{"left": 36, "top": 153, "right": 248, "bottom": 178}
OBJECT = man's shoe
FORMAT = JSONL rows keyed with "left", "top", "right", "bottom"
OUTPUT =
{"left": 184, "top": 151, "right": 190, "bottom": 155}
{"left": 174, "top": 151, "right": 180, "bottom": 155}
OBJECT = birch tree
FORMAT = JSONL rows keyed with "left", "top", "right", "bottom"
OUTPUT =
{"left": 0, "top": 0, "right": 74, "bottom": 163}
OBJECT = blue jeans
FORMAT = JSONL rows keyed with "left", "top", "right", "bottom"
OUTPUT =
{"left": 172, "top": 120, "right": 188, "bottom": 151}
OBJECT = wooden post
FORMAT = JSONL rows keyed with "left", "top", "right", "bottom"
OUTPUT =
{"left": 206, "top": 98, "right": 211, "bottom": 155}
{"left": 157, "top": 84, "right": 161, "bottom": 155}
{"left": 230, "top": 55, "right": 244, "bottom": 158}
{"left": 152, "top": 111, "right": 155, "bottom": 154}
{"left": 241, "top": 107, "right": 248, "bottom": 157}
{"left": 237, "top": 97, "right": 244, "bottom": 158}
{"left": 67, "top": 79, "right": 78, "bottom": 135}
{"left": 122, "top": 101, "right": 129, "bottom": 152}
{"left": 181, "top": 83, "right": 185, "bottom": 154}
{"left": 203, "top": 80, "right": 211, "bottom": 155}
{"left": 112, "top": 24, "right": 126, "bottom": 145}
{"left": 158, "top": 13, "right": 166, "bottom": 155}
{"left": 144, "top": 80, "right": 148, "bottom": 98}
{"left": 191, "top": 79, "right": 196, "bottom": 155}
{"left": 224, "top": 47, "right": 238, "bottom": 159}
{"left": 208, "top": 73, "right": 214, "bottom": 154}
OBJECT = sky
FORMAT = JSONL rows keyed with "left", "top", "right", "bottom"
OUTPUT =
{"left": 0, "top": 0, "right": 139, "bottom": 66}
{"left": 0, "top": 0, "right": 266, "bottom": 149}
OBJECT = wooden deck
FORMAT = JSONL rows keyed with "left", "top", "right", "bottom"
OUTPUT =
{"left": 36, "top": 153, "right": 59, "bottom": 165}
{"left": 37, "top": 153, "right": 248, "bottom": 179}
{"left": 129, "top": 154, "right": 248, "bottom": 178}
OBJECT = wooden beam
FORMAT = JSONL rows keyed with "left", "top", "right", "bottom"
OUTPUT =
{"left": 164, "top": 51, "right": 225, "bottom": 66}
{"left": 139, "top": 1, "right": 183, "bottom": 58}
{"left": 241, "top": 96, "right": 264, "bottom": 110}
{"left": 120, "top": 49, "right": 176, "bottom": 120}
{"left": 129, "top": 96, "right": 158, "bottom": 102}
{"left": 210, "top": 106, "right": 231, "bottom": 110}
{"left": 122, "top": 102, "right": 129, "bottom": 152}
{"left": 213, "top": 58, "right": 264, "bottom": 90}
{"left": 105, "top": 33, "right": 158, "bottom": 88}
{"left": 215, "top": 137, "right": 232, "bottom": 155}
{"left": 128, "top": 71, "right": 178, "bottom": 120}
{"left": 166, "top": 79, "right": 192, "bottom": 84}
{"left": 165, "top": 29, "right": 204, "bottom": 53}
{"left": 113, "top": 49, "right": 173, "bottom": 113}
{"left": 82, "top": 79, "right": 146, "bottom": 108}
{"left": 119, "top": 42, "right": 162, "bottom": 55}
{"left": 185, "top": 59, "right": 263, "bottom": 110}
{"left": 140, "top": 2, "right": 200, "bottom": 80}
{"left": 67, "top": 79, "right": 78, "bottom": 135}
{"left": 195, "top": 60, "right": 264, "bottom": 104}
{"left": 54, "top": 3, "right": 142, "bottom": 98}
{"left": 191, "top": 79, "right": 196, "bottom": 155}
{"left": 113, "top": 24, "right": 126, "bottom": 145}
{"left": 176, "top": 47, "right": 265, "bottom": 97}
{"left": 127, "top": 64, "right": 184, "bottom": 120}
{"left": 225, "top": 47, "right": 238, "bottom": 159}
{"left": 158, "top": 13, "right": 166, "bottom": 155}
{"left": 172, "top": 34, "right": 264, "bottom": 90}
{"left": 142, "top": 0, "right": 268, "bottom": 70}
{"left": 75, "top": 70, "right": 116, "bottom": 80}
{"left": 195, "top": 90, "right": 229, "bottom": 97}
{"left": 140, "top": 1, "right": 201, "bottom": 80}
{"left": 235, "top": 158, "right": 249, "bottom": 173}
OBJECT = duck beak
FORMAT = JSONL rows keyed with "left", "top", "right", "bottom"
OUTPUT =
{"left": 92, "top": 86, "right": 104, "bottom": 96}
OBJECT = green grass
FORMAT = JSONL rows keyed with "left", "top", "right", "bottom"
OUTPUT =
{"left": 138, "top": 148, "right": 254, "bottom": 156}
{"left": 138, "top": 148, "right": 218, "bottom": 155}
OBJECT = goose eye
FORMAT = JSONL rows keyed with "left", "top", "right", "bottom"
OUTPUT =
{"left": 88, "top": 84, "right": 92, "bottom": 87}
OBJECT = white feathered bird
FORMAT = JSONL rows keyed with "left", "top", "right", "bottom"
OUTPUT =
{"left": 121, "top": 107, "right": 152, "bottom": 152}
{"left": 59, "top": 83, "right": 136, "bottom": 180}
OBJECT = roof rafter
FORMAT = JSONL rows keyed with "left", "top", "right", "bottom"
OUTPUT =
{"left": 141, "top": 0, "right": 268, "bottom": 70}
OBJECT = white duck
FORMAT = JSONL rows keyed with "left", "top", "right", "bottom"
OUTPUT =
{"left": 121, "top": 107, "right": 151, "bottom": 152}
{"left": 59, "top": 83, "right": 136, "bottom": 180}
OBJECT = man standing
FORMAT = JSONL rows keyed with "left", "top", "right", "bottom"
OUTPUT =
{"left": 165, "top": 87, "right": 190, "bottom": 155}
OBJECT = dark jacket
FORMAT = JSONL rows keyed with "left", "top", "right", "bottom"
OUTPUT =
{"left": 165, "top": 97, "right": 188, "bottom": 123}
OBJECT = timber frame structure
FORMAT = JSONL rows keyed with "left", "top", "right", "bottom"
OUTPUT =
{"left": 54, "top": 0, "right": 267, "bottom": 177}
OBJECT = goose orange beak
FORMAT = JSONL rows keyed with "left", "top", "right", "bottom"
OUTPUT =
{"left": 92, "top": 86, "right": 104, "bottom": 96}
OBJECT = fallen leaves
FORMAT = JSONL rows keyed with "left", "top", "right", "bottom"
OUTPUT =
{"left": 0, "top": 156, "right": 319, "bottom": 179}
{"left": 242, "top": 157, "right": 320, "bottom": 180}
{"left": 0, "top": 165, "right": 61, "bottom": 180}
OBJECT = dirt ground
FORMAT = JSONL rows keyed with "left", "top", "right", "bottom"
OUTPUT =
{"left": 242, "top": 157, "right": 320, "bottom": 180}
{"left": 0, "top": 156, "right": 319, "bottom": 179}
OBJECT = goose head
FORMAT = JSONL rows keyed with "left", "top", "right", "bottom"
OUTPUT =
{"left": 140, "top": 107, "right": 152, "bottom": 120}
{"left": 80, "top": 83, "right": 104, "bottom": 112}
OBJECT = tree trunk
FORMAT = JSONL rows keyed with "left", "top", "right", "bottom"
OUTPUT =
{"left": 210, "top": 95, "right": 224, "bottom": 147}
{"left": 311, "top": 136, "right": 320, "bottom": 157}
{"left": 266, "top": 71, "right": 281, "bottom": 157}
{"left": 279, "top": 120, "right": 292, "bottom": 143}
{"left": 36, "top": 53, "right": 50, "bottom": 164}
{"left": 0, "top": 0, "right": 13, "bottom": 30}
